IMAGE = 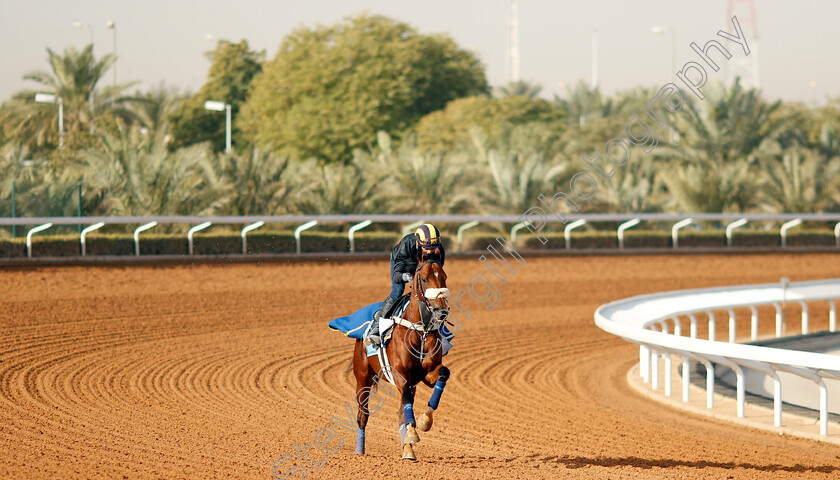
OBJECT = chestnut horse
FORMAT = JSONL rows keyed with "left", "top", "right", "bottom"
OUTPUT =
{"left": 352, "top": 259, "right": 451, "bottom": 460}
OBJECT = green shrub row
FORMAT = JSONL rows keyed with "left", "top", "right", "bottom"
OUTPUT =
{"left": 1, "top": 229, "right": 837, "bottom": 259}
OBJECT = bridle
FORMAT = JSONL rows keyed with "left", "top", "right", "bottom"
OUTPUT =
{"left": 411, "top": 259, "right": 451, "bottom": 332}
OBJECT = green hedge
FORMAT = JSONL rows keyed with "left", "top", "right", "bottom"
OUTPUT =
{"left": 513, "top": 229, "right": 838, "bottom": 250}
{"left": 0, "top": 230, "right": 403, "bottom": 258}
{"left": 1, "top": 228, "right": 836, "bottom": 259}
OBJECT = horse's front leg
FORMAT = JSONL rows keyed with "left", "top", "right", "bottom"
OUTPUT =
{"left": 417, "top": 365, "right": 450, "bottom": 432}
{"left": 399, "top": 385, "right": 419, "bottom": 460}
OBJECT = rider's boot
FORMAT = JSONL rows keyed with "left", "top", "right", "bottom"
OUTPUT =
{"left": 366, "top": 296, "right": 397, "bottom": 346}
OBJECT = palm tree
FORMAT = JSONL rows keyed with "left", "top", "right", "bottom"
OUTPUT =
{"left": 198, "top": 147, "right": 296, "bottom": 215}
{"left": 369, "top": 132, "right": 479, "bottom": 214}
{"left": 495, "top": 80, "right": 543, "bottom": 99}
{"left": 655, "top": 79, "right": 784, "bottom": 212}
{"left": 470, "top": 126, "right": 575, "bottom": 214}
{"left": 111, "top": 85, "right": 186, "bottom": 138}
{"left": 662, "top": 159, "right": 762, "bottom": 213}
{"left": 598, "top": 155, "right": 665, "bottom": 213}
{"left": 296, "top": 156, "right": 389, "bottom": 215}
{"left": 758, "top": 143, "right": 840, "bottom": 213}
{"left": 0, "top": 45, "right": 120, "bottom": 150}
{"left": 72, "top": 127, "right": 212, "bottom": 217}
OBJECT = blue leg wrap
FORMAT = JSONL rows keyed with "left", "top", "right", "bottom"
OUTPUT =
{"left": 355, "top": 429, "right": 365, "bottom": 455}
{"left": 428, "top": 379, "right": 447, "bottom": 410}
{"left": 403, "top": 403, "right": 415, "bottom": 426}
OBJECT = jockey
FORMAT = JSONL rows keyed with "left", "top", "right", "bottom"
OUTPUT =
{"left": 365, "top": 223, "right": 446, "bottom": 345}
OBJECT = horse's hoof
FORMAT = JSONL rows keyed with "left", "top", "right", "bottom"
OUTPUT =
{"left": 402, "top": 444, "right": 416, "bottom": 460}
{"left": 404, "top": 425, "right": 421, "bottom": 444}
{"left": 417, "top": 409, "right": 434, "bottom": 432}
{"left": 416, "top": 414, "right": 432, "bottom": 432}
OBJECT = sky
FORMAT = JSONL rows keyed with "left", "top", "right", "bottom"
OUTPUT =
{"left": 1, "top": 0, "right": 838, "bottom": 105}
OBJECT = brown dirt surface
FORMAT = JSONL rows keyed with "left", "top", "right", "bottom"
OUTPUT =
{"left": 2, "top": 253, "right": 840, "bottom": 480}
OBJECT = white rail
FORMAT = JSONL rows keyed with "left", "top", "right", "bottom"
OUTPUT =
{"left": 595, "top": 278, "right": 840, "bottom": 436}
{"left": 3, "top": 213, "right": 840, "bottom": 258}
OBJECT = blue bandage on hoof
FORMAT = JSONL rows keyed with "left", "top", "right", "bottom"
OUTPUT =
{"left": 403, "top": 403, "right": 415, "bottom": 426}
{"left": 355, "top": 429, "right": 365, "bottom": 455}
{"left": 428, "top": 379, "right": 446, "bottom": 410}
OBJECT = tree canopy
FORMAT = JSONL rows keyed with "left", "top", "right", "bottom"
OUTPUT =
{"left": 168, "top": 40, "right": 263, "bottom": 152}
{"left": 238, "top": 13, "right": 489, "bottom": 162}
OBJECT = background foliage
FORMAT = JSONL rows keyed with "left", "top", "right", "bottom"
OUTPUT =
{"left": 1, "top": 13, "right": 839, "bottom": 240}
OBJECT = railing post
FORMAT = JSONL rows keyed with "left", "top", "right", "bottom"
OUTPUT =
{"left": 799, "top": 301, "right": 809, "bottom": 334}
{"left": 682, "top": 356, "right": 690, "bottom": 402}
{"left": 240, "top": 221, "right": 265, "bottom": 255}
{"left": 835, "top": 221, "right": 840, "bottom": 248}
{"left": 348, "top": 219, "right": 372, "bottom": 253}
{"left": 735, "top": 364, "right": 745, "bottom": 418}
{"left": 727, "top": 308, "right": 736, "bottom": 343}
{"left": 707, "top": 310, "right": 716, "bottom": 342}
{"left": 564, "top": 219, "right": 586, "bottom": 249}
{"left": 701, "top": 358, "right": 715, "bottom": 408}
{"left": 819, "top": 379, "right": 828, "bottom": 436}
{"left": 773, "top": 372, "right": 782, "bottom": 427}
{"left": 725, "top": 218, "right": 747, "bottom": 247}
{"left": 640, "top": 345, "right": 650, "bottom": 383}
{"left": 510, "top": 222, "right": 527, "bottom": 248}
{"left": 133, "top": 221, "right": 158, "bottom": 256}
{"left": 26, "top": 223, "right": 53, "bottom": 258}
{"left": 780, "top": 218, "right": 802, "bottom": 247}
{"left": 187, "top": 221, "right": 212, "bottom": 255}
{"left": 673, "top": 316, "right": 682, "bottom": 336}
{"left": 749, "top": 305, "right": 758, "bottom": 340}
{"left": 689, "top": 313, "right": 698, "bottom": 339}
{"left": 617, "top": 218, "right": 640, "bottom": 249}
{"left": 671, "top": 218, "right": 693, "bottom": 249}
{"left": 295, "top": 220, "right": 319, "bottom": 255}
{"left": 830, "top": 300, "right": 837, "bottom": 332}
{"left": 457, "top": 220, "right": 480, "bottom": 252}
{"left": 80, "top": 222, "right": 105, "bottom": 256}
{"left": 664, "top": 352, "right": 672, "bottom": 397}
{"left": 772, "top": 302, "right": 783, "bottom": 338}
{"left": 651, "top": 349, "right": 659, "bottom": 390}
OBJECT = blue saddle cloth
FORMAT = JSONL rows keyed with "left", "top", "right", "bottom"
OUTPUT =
{"left": 328, "top": 302, "right": 382, "bottom": 339}
{"left": 328, "top": 301, "right": 456, "bottom": 345}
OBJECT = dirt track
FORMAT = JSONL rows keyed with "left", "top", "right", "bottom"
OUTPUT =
{"left": 2, "top": 253, "right": 840, "bottom": 479}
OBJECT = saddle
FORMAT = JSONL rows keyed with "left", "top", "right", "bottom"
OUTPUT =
{"left": 364, "top": 294, "right": 411, "bottom": 357}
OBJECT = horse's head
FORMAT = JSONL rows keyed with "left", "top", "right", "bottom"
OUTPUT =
{"left": 413, "top": 260, "right": 450, "bottom": 328}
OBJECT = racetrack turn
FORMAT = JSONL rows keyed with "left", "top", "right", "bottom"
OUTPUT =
{"left": 2, "top": 253, "right": 840, "bottom": 479}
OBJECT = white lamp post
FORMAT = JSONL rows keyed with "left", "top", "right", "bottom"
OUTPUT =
{"left": 204, "top": 100, "right": 232, "bottom": 153}
{"left": 591, "top": 28, "right": 598, "bottom": 89}
{"left": 106, "top": 20, "right": 116, "bottom": 88}
{"left": 651, "top": 26, "right": 676, "bottom": 80}
{"left": 34, "top": 93, "right": 63, "bottom": 148}
{"left": 652, "top": 26, "right": 677, "bottom": 144}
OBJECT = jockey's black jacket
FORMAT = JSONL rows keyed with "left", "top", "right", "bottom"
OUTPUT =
{"left": 391, "top": 233, "right": 445, "bottom": 284}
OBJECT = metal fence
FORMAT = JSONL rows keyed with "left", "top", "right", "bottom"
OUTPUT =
{"left": 595, "top": 278, "right": 840, "bottom": 436}
{"left": 1, "top": 213, "right": 840, "bottom": 259}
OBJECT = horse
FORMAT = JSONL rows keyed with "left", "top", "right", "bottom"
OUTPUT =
{"left": 351, "top": 258, "right": 452, "bottom": 460}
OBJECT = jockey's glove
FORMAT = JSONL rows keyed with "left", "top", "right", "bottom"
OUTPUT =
{"left": 401, "top": 273, "right": 413, "bottom": 283}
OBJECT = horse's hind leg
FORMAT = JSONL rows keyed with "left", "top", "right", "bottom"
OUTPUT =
{"left": 352, "top": 341, "right": 373, "bottom": 455}
{"left": 417, "top": 365, "right": 450, "bottom": 432}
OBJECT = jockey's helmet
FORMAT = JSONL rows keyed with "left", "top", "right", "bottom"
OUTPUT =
{"left": 415, "top": 223, "right": 441, "bottom": 248}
